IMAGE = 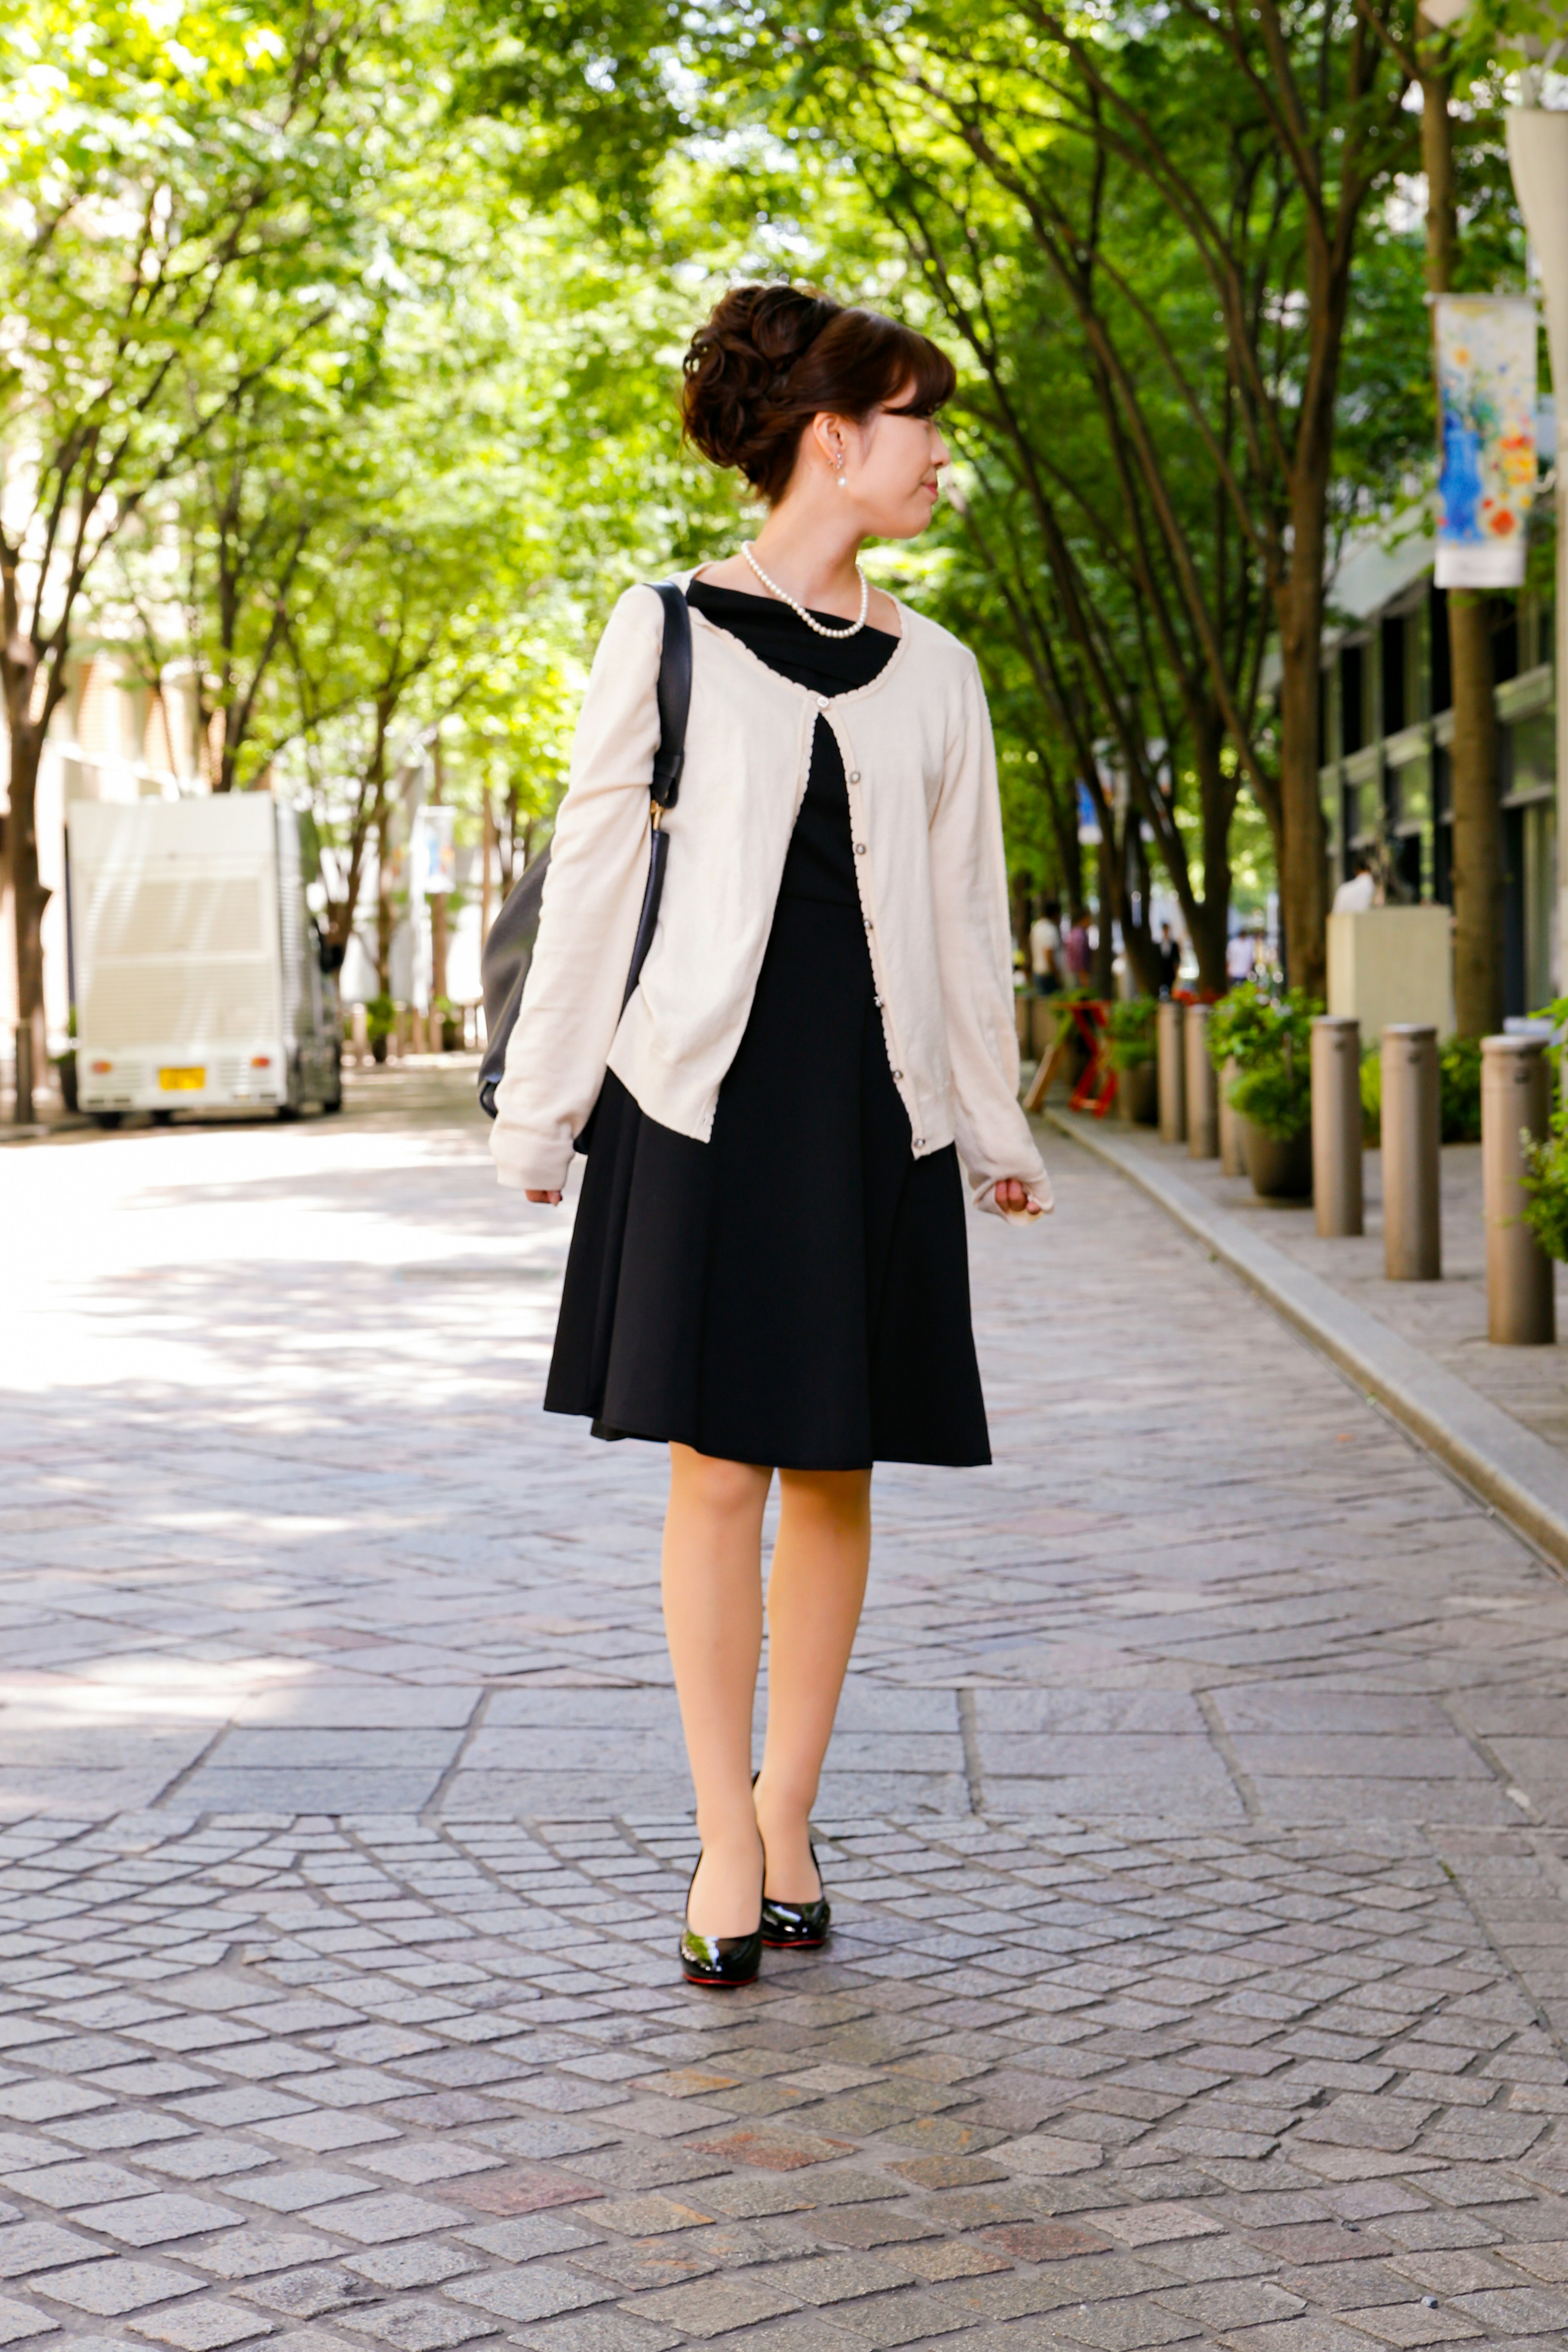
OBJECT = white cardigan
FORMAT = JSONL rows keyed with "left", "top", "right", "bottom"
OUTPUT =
{"left": 490, "top": 576, "right": 1052, "bottom": 1219}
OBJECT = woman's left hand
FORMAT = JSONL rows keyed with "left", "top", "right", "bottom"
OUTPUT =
{"left": 993, "top": 1178, "right": 1043, "bottom": 1218}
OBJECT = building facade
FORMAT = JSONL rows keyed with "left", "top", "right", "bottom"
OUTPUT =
{"left": 1320, "top": 529, "right": 1557, "bottom": 1015}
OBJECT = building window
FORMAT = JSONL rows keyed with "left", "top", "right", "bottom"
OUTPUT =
{"left": 1341, "top": 642, "right": 1366, "bottom": 757}
{"left": 1429, "top": 584, "right": 1452, "bottom": 714}
{"left": 1381, "top": 614, "right": 1406, "bottom": 735}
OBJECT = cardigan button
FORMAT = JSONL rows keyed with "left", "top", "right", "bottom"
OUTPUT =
{"left": 853, "top": 841, "right": 866, "bottom": 855}
{"left": 892, "top": 1070, "right": 903, "bottom": 1081}
{"left": 873, "top": 996, "right": 883, "bottom": 1009}
{"left": 848, "top": 770, "right": 861, "bottom": 784}
{"left": 913, "top": 1137, "right": 925, "bottom": 1148}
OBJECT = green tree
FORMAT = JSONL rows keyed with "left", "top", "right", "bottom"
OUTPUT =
{"left": 0, "top": 0, "right": 407, "bottom": 1098}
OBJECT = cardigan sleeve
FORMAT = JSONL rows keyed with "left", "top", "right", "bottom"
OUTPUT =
{"left": 927, "top": 652, "right": 1053, "bottom": 1221}
{"left": 489, "top": 587, "right": 664, "bottom": 1193}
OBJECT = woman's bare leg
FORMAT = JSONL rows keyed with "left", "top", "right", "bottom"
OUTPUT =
{"left": 662, "top": 1442, "right": 772, "bottom": 1936}
{"left": 753, "top": 1468, "right": 872, "bottom": 1902}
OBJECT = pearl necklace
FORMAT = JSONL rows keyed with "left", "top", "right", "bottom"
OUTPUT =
{"left": 742, "top": 543, "right": 869, "bottom": 638}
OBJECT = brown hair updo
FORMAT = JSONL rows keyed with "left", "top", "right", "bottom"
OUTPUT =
{"left": 682, "top": 283, "right": 956, "bottom": 505}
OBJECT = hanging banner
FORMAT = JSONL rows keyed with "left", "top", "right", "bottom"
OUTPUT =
{"left": 411, "top": 804, "right": 455, "bottom": 897}
{"left": 1434, "top": 293, "right": 1538, "bottom": 589}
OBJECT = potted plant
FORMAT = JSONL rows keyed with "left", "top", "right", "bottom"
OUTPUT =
{"left": 1211, "top": 982, "right": 1317, "bottom": 1199}
{"left": 1106, "top": 997, "right": 1158, "bottom": 1124}
{"left": 365, "top": 993, "right": 396, "bottom": 1066}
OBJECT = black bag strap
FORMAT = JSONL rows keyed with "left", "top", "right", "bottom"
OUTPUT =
{"left": 649, "top": 581, "right": 692, "bottom": 809}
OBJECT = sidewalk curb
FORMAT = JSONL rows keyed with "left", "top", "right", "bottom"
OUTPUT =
{"left": 1046, "top": 1107, "right": 1568, "bottom": 1575}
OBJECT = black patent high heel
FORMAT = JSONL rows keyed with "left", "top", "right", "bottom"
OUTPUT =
{"left": 751, "top": 1772, "right": 832, "bottom": 1950}
{"left": 760, "top": 1837, "right": 831, "bottom": 1949}
{"left": 679, "top": 1850, "right": 763, "bottom": 1988}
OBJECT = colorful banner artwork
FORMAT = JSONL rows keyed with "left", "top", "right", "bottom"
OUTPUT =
{"left": 1434, "top": 293, "right": 1539, "bottom": 589}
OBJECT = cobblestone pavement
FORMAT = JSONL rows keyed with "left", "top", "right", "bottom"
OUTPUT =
{"left": 5, "top": 1067, "right": 1568, "bottom": 2352}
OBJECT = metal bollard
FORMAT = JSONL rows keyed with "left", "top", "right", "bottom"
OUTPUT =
{"left": 1185, "top": 1004, "right": 1218, "bottom": 1158}
{"left": 1219, "top": 1057, "right": 1247, "bottom": 1176}
{"left": 1157, "top": 1000, "right": 1187, "bottom": 1145}
{"left": 1381, "top": 1025, "right": 1441, "bottom": 1281}
{"left": 1482, "top": 1034, "right": 1556, "bottom": 1344}
{"left": 1312, "top": 1016, "right": 1363, "bottom": 1237}
{"left": 12, "top": 1022, "right": 33, "bottom": 1125}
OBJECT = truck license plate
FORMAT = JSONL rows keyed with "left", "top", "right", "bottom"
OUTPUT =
{"left": 158, "top": 1067, "right": 205, "bottom": 1091}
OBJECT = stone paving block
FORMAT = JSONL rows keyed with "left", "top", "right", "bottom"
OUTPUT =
{"left": 765, "top": 2256, "right": 918, "bottom": 2306}
{"left": 36, "top": 2263, "right": 203, "bottom": 2316}
{"left": 232, "top": 2267, "right": 379, "bottom": 2320}
{"left": 187, "top": 2234, "right": 339, "bottom": 2282}
{"left": 126, "top": 2297, "right": 273, "bottom": 2348}
{"left": 511, "top": 2313, "right": 684, "bottom": 2352}
{"left": 76, "top": 2196, "right": 245, "bottom": 2247}
{"left": 0, "top": 2298, "right": 57, "bottom": 2345}
{"left": 135, "top": 2150, "right": 274, "bottom": 2187}
{"left": 1153, "top": 2279, "right": 1307, "bottom": 2328}
{"left": 0, "top": 2222, "right": 101, "bottom": 2276}
{"left": 338, "top": 2301, "right": 501, "bottom": 2350}
{"left": 2, "top": 2161, "right": 152, "bottom": 2207}
{"left": 297, "top": 2197, "right": 459, "bottom": 2247}
{"left": 236, "top": 2176, "right": 377, "bottom": 2216}
{"left": 1365, "top": 2316, "right": 1486, "bottom": 2347}
{"left": 1448, "top": 2280, "right": 1568, "bottom": 2328}
{"left": 1050, "top": 2306, "right": 1202, "bottom": 2350}
{"left": 447, "top": 2267, "right": 618, "bottom": 2325}
{"left": 617, "top": 2276, "right": 802, "bottom": 2337}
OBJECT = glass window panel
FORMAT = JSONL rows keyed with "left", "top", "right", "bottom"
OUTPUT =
{"left": 1525, "top": 801, "right": 1557, "bottom": 1011}
{"left": 1391, "top": 751, "right": 1431, "bottom": 832}
{"left": 1511, "top": 709, "right": 1556, "bottom": 798}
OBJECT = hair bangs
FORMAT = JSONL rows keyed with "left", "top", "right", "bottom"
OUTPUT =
{"left": 877, "top": 322, "right": 957, "bottom": 418}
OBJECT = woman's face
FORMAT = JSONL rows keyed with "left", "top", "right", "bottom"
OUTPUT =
{"left": 815, "top": 388, "right": 950, "bottom": 539}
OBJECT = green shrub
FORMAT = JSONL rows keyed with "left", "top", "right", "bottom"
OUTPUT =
{"left": 1523, "top": 1108, "right": 1568, "bottom": 1261}
{"left": 1212, "top": 984, "right": 1319, "bottom": 1141}
{"left": 1206, "top": 980, "right": 1276, "bottom": 1071}
{"left": 1106, "top": 996, "right": 1156, "bottom": 1071}
{"left": 1439, "top": 1036, "right": 1482, "bottom": 1143}
{"left": 365, "top": 993, "right": 396, "bottom": 1043}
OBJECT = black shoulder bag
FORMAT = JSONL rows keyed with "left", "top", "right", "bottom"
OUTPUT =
{"left": 478, "top": 581, "right": 692, "bottom": 1124}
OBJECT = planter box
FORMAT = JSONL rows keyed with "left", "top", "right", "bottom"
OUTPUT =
{"left": 1246, "top": 1123, "right": 1313, "bottom": 1200}
{"left": 1327, "top": 905, "right": 1454, "bottom": 1043}
{"left": 1117, "top": 1061, "right": 1158, "bottom": 1125}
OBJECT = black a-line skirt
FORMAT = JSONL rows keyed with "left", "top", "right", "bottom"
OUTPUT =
{"left": 543, "top": 884, "right": 991, "bottom": 1471}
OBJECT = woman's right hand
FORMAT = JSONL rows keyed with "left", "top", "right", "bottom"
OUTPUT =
{"left": 525, "top": 1189, "right": 563, "bottom": 1205}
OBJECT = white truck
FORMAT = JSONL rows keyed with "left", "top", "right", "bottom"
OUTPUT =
{"left": 69, "top": 795, "right": 343, "bottom": 1126}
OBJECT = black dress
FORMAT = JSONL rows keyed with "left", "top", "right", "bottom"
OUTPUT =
{"left": 543, "top": 582, "right": 991, "bottom": 1471}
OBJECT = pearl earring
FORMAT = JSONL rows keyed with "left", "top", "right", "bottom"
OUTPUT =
{"left": 835, "top": 454, "right": 847, "bottom": 489}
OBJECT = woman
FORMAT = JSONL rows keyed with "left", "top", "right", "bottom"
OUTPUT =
{"left": 491, "top": 284, "right": 1050, "bottom": 1987}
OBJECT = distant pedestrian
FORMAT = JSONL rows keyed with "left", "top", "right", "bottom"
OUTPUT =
{"left": 1029, "top": 895, "right": 1063, "bottom": 995}
{"left": 1064, "top": 906, "right": 1092, "bottom": 984}
{"left": 1155, "top": 922, "right": 1181, "bottom": 996}
{"left": 489, "top": 283, "right": 1051, "bottom": 1991}
{"left": 1226, "top": 930, "right": 1256, "bottom": 985}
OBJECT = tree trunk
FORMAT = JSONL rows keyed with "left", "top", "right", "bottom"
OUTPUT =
{"left": 1276, "top": 510, "right": 1331, "bottom": 1001}
{"left": 1419, "top": 26, "right": 1503, "bottom": 1035}
{"left": 3, "top": 696, "right": 51, "bottom": 1116}
{"left": 1092, "top": 834, "right": 1116, "bottom": 994}
{"left": 375, "top": 795, "right": 395, "bottom": 1000}
{"left": 1449, "top": 592, "right": 1503, "bottom": 1032}
{"left": 429, "top": 730, "right": 448, "bottom": 1022}
{"left": 1189, "top": 704, "right": 1234, "bottom": 995}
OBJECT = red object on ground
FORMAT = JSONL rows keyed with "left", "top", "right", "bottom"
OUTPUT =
{"left": 1068, "top": 999, "right": 1117, "bottom": 1118}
